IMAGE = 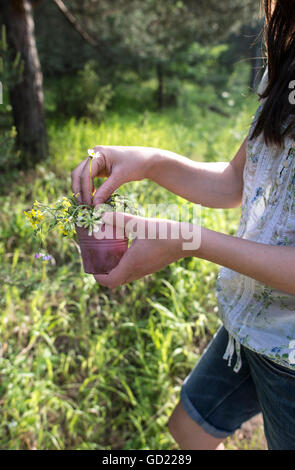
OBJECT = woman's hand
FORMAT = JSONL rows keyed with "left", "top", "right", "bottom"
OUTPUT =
{"left": 93, "top": 212, "right": 200, "bottom": 289}
{"left": 71, "top": 146, "right": 161, "bottom": 205}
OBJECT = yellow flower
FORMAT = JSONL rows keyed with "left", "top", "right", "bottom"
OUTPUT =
{"left": 62, "top": 198, "right": 71, "bottom": 208}
{"left": 59, "top": 224, "right": 68, "bottom": 236}
{"left": 24, "top": 211, "right": 34, "bottom": 224}
{"left": 24, "top": 208, "right": 43, "bottom": 230}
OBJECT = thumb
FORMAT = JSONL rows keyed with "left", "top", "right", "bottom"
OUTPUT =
{"left": 102, "top": 212, "right": 146, "bottom": 238}
{"left": 93, "top": 173, "right": 122, "bottom": 205}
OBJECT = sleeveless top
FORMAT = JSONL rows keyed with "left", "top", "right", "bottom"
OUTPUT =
{"left": 214, "top": 68, "right": 295, "bottom": 372}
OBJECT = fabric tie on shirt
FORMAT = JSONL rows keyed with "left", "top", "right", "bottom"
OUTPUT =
{"left": 223, "top": 333, "right": 242, "bottom": 373}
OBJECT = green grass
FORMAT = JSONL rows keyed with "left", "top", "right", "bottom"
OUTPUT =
{"left": 0, "top": 88, "right": 263, "bottom": 449}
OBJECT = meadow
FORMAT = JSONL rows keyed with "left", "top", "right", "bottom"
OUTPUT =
{"left": 0, "top": 80, "right": 266, "bottom": 449}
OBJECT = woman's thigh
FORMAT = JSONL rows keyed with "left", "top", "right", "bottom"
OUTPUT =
{"left": 179, "top": 326, "right": 261, "bottom": 440}
{"left": 244, "top": 347, "right": 295, "bottom": 450}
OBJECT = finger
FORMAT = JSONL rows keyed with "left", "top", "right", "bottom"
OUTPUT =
{"left": 93, "top": 273, "right": 115, "bottom": 289}
{"left": 92, "top": 146, "right": 109, "bottom": 178}
{"left": 101, "top": 211, "right": 134, "bottom": 228}
{"left": 102, "top": 212, "right": 148, "bottom": 239}
{"left": 94, "top": 270, "right": 128, "bottom": 289}
{"left": 80, "top": 155, "right": 105, "bottom": 205}
{"left": 71, "top": 158, "right": 88, "bottom": 203}
{"left": 94, "top": 249, "right": 133, "bottom": 288}
{"left": 93, "top": 171, "right": 123, "bottom": 205}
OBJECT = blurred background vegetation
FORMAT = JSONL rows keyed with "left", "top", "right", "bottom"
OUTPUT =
{"left": 0, "top": 0, "right": 267, "bottom": 450}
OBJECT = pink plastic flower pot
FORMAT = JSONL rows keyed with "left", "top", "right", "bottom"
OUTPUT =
{"left": 76, "top": 225, "right": 128, "bottom": 275}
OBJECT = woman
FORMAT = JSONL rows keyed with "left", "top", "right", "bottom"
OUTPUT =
{"left": 72, "top": 0, "right": 295, "bottom": 450}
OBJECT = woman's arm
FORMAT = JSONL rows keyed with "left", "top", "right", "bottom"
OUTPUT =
{"left": 72, "top": 138, "right": 247, "bottom": 209}
{"left": 93, "top": 213, "right": 295, "bottom": 296}
{"left": 194, "top": 227, "right": 295, "bottom": 296}
{"left": 147, "top": 137, "right": 247, "bottom": 209}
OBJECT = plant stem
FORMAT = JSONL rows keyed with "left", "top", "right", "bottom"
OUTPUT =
{"left": 42, "top": 262, "right": 47, "bottom": 281}
{"left": 89, "top": 157, "right": 93, "bottom": 205}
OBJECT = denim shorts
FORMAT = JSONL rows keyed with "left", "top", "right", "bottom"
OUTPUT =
{"left": 180, "top": 326, "right": 295, "bottom": 450}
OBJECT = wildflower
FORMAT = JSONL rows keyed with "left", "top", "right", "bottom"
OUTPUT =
{"left": 62, "top": 198, "right": 71, "bottom": 208}
{"left": 24, "top": 206, "right": 44, "bottom": 231}
{"left": 25, "top": 188, "right": 133, "bottom": 247}
{"left": 43, "top": 255, "right": 53, "bottom": 261}
{"left": 58, "top": 224, "right": 68, "bottom": 236}
{"left": 24, "top": 211, "right": 31, "bottom": 221}
{"left": 24, "top": 211, "right": 38, "bottom": 229}
{"left": 88, "top": 149, "right": 102, "bottom": 159}
{"left": 34, "top": 253, "right": 53, "bottom": 261}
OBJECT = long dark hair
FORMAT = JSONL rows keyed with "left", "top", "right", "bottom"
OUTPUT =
{"left": 251, "top": 0, "right": 295, "bottom": 147}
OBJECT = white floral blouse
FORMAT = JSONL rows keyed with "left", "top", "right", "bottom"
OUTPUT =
{"left": 214, "top": 68, "right": 295, "bottom": 372}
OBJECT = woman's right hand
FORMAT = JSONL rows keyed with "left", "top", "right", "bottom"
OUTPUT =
{"left": 71, "top": 145, "right": 160, "bottom": 205}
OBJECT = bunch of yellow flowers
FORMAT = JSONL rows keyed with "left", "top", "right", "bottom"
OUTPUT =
{"left": 24, "top": 196, "right": 77, "bottom": 238}
{"left": 24, "top": 202, "right": 44, "bottom": 230}
{"left": 24, "top": 192, "right": 138, "bottom": 240}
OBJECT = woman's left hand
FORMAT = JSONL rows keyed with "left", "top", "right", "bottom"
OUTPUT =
{"left": 94, "top": 212, "right": 200, "bottom": 289}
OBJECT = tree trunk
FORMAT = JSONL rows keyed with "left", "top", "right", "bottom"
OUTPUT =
{"left": 0, "top": 0, "right": 48, "bottom": 167}
{"left": 156, "top": 62, "right": 164, "bottom": 110}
